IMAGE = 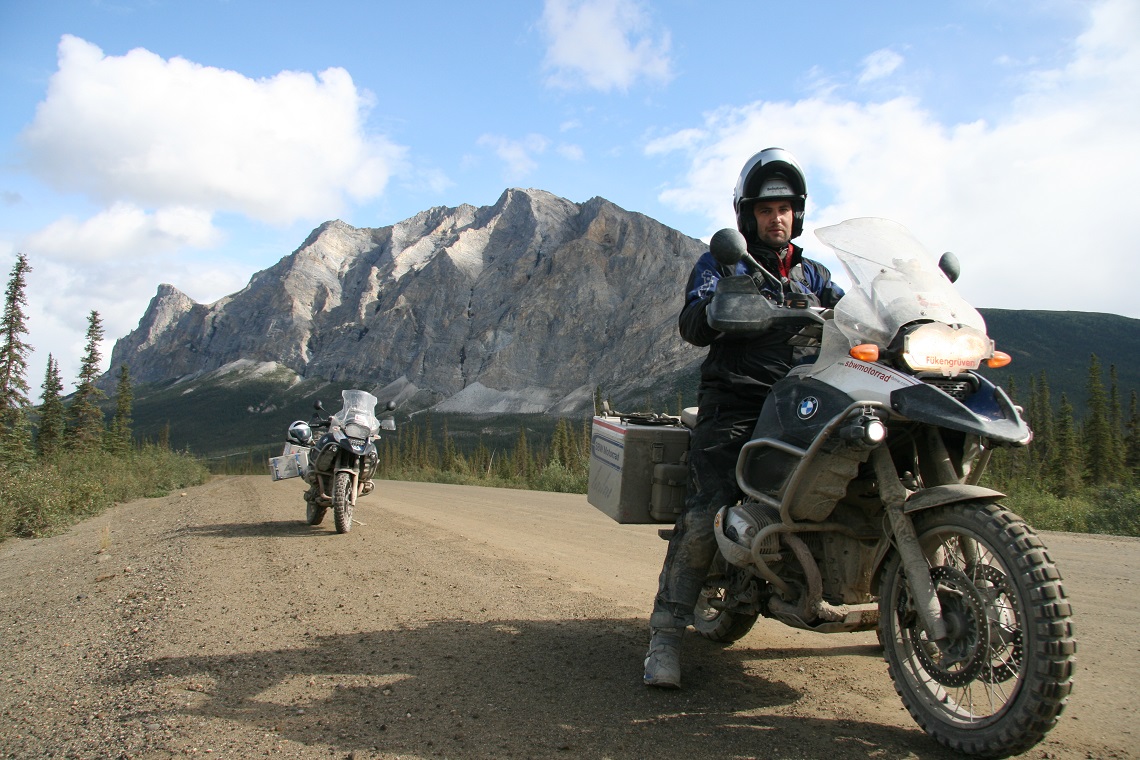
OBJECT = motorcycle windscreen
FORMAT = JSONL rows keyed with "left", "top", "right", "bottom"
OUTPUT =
{"left": 815, "top": 218, "right": 986, "bottom": 350}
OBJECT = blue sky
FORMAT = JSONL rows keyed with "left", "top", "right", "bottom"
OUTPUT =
{"left": 1, "top": 0, "right": 1138, "bottom": 391}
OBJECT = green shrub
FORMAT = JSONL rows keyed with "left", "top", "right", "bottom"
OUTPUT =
{"left": 999, "top": 487, "right": 1092, "bottom": 534}
{"left": 1085, "top": 486, "right": 1140, "bottom": 536}
{"left": 0, "top": 444, "right": 208, "bottom": 541}
{"left": 530, "top": 460, "right": 588, "bottom": 494}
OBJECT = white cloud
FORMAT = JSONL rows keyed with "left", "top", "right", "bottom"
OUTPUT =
{"left": 24, "top": 203, "right": 220, "bottom": 261}
{"left": 10, "top": 35, "right": 414, "bottom": 386}
{"left": 558, "top": 143, "right": 585, "bottom": 161}
{"left": 644, "top": 127, "right": 707, "bottom": 156}
{"left": 858, "top": 48, "right": 904, "bottom": 84}
{"left": 18, "top": 250, "right": 251, "bottom": 393}
{"left": 650, "top": 0, "right": 1140, "bottom": 317}
{"left": 477, "top": 134, "right": 551, "bottom": 182}
{"left": 20, "top": 36, "right": 405, "bottom": 227}
{"left": 541, "top": 0, "right": 672, "bottom": 92}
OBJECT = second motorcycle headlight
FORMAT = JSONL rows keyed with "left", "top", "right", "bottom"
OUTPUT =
{"left": 345, "top": 422, "right": 371, "bottom": 440}
{"left": 901, "top": 323, "right": 993, "bottom": 377}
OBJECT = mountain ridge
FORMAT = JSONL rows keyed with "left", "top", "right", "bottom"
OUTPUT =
{"left": 104, "top": 188, "right": 1140, "bottom": 440}
{"left": 107, "top": 188, "right": 707, "bottom": 414}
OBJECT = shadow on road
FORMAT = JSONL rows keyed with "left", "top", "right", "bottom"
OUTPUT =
{"left": 132, "top": 617, "right": 956, "bottom": 759}
{"left": 171, "top": 520, "right": 339, "bottom": 539}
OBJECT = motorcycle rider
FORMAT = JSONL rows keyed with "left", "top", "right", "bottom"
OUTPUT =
{"left": 644, "top": 147, "right": 845, "bottom": 688}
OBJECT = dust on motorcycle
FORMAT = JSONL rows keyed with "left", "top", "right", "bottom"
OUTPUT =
{"left": 588, "top": 218, "right": 1074, "bottom": 758}
{"left": 272, "top": 389, "right": 396, "bottom": 534}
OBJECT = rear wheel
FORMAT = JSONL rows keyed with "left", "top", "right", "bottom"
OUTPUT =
{"left": 304, "top": 484, "right": 326, "bottom": 525}
{"left": 693, "top": 552, "right": 759, "bottom": 643}
{"left": 879, "top": 500, "right": 1075, "bottom": 757}
{"left": 332, "top": 472, "right": 354, "bottom": 534}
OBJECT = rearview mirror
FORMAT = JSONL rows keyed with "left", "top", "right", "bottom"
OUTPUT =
{"left": 938, "top": 252, "right": 961, "bottom": 284}
{"left": 709, "top": 228, "right": 748, "bottom": 267}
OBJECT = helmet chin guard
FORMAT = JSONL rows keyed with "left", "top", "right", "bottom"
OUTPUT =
{"left": 733, "top": 147, "right": 808, "bottom": 241}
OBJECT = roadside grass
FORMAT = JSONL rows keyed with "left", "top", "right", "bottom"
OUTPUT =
{"left": 373, "top": 460, "right": 589, "bottom": 494}
{"left": 0, "top": 445, "right": 209, "bottom": 541}
{"left": 999, "top": 484, "right": 1140, "bottom": 537}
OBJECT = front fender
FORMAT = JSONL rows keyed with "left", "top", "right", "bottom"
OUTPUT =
{"left": 870, "top": 486, "right": 1005, "bottom": 593}
{"left": 902, "top": 484, "right": 1005, "bottom": 514}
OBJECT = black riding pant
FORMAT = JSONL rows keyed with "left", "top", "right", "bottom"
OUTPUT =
{"left": 650, "top": 400, "right": 763, "bottom": 628}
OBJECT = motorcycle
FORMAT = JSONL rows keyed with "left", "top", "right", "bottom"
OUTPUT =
{"left": 286, "top": 389, "right": 396, "bottom": 534}
{"left": 684, "top": 218, "right": 1074, "bottom": 757}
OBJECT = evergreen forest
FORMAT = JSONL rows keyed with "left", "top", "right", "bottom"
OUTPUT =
{"left": 1, "top": 250, "right": 1138, "bottom": 541}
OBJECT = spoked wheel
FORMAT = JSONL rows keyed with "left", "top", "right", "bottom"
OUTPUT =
{"left": 304, "top": 484, "right": 326, "bottom": 525}
{"left": 332, "top": 471, "right": 354, "bottom": 534}
{"left": 879, "top": 500, "right": 1075, "bottom": 757}
{"left": 693, "top": 551, "right": 759, "bottom": 643}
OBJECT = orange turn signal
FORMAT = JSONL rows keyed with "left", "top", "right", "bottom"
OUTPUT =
{"left": 849, "top": 344, "right": 880, "bottom": 362}
{"left": 986, "top": 351, "right": 1012, "bottom": 368}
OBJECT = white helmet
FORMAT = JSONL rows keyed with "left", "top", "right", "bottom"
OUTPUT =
{"left": 732, "top": 147, "right": 808, "bottom": 241}
{"left": 287, "top": 420, "right": 313, "bottom": 445}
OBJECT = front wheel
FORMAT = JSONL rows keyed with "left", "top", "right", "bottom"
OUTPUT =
{"left": 879, "top": 500, "right": 1075, "bottom": 757}
{"left": 693, "top": 552, "right": 759, "bottom": 643}
{"left": 332, "top": 471, "right": 354, "bottom": 534}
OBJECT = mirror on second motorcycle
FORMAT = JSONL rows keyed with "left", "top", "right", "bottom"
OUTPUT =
{"left": 938, "top": 251, "right": 961, "bottom": 284}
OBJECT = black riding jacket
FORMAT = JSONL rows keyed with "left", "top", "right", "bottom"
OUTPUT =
{"left": 679, "top": 241, "right": 844, "bottom": 407}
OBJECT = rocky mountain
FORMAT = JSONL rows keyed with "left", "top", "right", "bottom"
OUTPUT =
{"left": 107, "top": 188, "right": 708, "bottom": 415}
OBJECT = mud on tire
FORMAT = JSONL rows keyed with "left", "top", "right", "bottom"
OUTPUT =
{"left": 693, "top": 554, "right": 759, "bottom": 644}
{"left": 879, "top": 500, "right": 1075, "bottom": 758}
{"left": 332, "top": 471, "right": 354, "bottom": 534}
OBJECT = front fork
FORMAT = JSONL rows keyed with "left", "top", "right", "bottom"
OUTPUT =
{"left": 309, "top": 451, "right": 364, "bottom": 507}
{"left": 873, "top": 446, "right": 949, "bottom": 645}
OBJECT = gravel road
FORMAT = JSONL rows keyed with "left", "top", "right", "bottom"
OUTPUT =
{"left": 1, "top": 475, "right": 1136, "bottom": 759}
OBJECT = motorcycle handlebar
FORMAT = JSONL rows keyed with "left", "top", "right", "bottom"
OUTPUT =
{"left": 706, "top": 274, "right": 825, "bottom": 335}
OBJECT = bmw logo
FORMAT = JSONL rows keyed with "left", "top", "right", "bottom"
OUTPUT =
{"left": 798, "top": 396, "right": 819, "bottom": 419}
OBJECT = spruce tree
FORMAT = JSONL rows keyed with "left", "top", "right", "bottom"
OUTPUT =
{"left": 1051, "top": 394, "right": 1084, "bottom": 497}
{"left": 0, "top": 253, "right": 33, "bottom": 411}
{"left": 1025, "top": 373, "right": 1052, "bottom": 480}
{"left": 69, "top": 310, "right": 107, "bottom": 452}
{"left": 0, "top": 253, "right": 34, "bottom": 466}
{"left": 1109, "top": 365, "right": 1126, "bottom": 480}
{"left": 440, "top": 419, "right": 458, "bottom": 473}
{"left": 36, "top": 354, "right": 65, "bottom": 458}
{"left": 1083, "top": 354, "right": 1114, "bottom": 485}
{"left": 513, "top": 426, "right": 532, "bottom": 480}
{"left": 549, "top": 418, "right": 571, "bottom": 466}
{"left": 1126, "top": 390, "right": 1140, "bottom": 478}
{"left": 472, "top": 437, "right": 491, "bottom": 478}
{"left": 106, "top": 364, "right": 133, "bottom": 454}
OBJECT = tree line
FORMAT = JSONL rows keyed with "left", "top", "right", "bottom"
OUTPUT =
{"left": 370, "top": 415, "right": 592, "bottom": 494}
{"left": 990, "top": 358, "right": 1140, "bottom": 494}
{"left": 2, "top": 248, "right": 1137, "bottom": 538}
{"left": 0, "top": 253, "right": 206, "bottom": 540}
{"left": 981, "top": 356, "right": 1140, "bottom": 535}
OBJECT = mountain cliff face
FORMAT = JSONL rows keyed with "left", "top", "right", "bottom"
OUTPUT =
{"left": 108, "top": 188, "right": 708, "bottom": 414}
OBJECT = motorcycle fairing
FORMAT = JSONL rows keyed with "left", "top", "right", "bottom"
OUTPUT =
{"left": 751, "top": 376, "right": 856, "bottom": 449}
{"left": 890, "top": 373, "right": 1030, "bottom": 445}
{"left": 738, "top": 377, "right": 859, "bottom": 504}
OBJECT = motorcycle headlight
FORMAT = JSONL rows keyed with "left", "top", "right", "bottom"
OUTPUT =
{"left": 901, "top": 323, "right": 993, "bottom": 377}
{"left": 345, "top": 422, "right": 371, "bottom": 440}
